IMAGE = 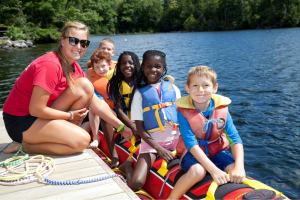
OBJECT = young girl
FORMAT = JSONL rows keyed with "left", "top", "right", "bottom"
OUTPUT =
{"left": 107, "top": 51, "right": 141, "bottom": 165}
{"left": 119, "top": 50, "right": 181, "bottom": 190}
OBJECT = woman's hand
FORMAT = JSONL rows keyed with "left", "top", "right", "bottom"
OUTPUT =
{"left": 70, "top": 108, "right": 89, "bottom": 125}
{"left": 157, "top": 146, "right": 176, "bottom": 163}
{"left": 210, "top": 167, "right": 230, "bottom": 185}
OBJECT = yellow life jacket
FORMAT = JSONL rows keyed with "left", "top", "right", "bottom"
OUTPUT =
{"left": 120, "top": 81, "right": 132, "bottom": 119}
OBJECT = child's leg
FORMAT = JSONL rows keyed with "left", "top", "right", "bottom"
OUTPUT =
{"left": 101, "top": 117, "right": 119, "bottom": 168}
{"left": 88, "top": 109, "right": 100, "bottom": 149}
{"left": 168, "top": 164, "right": 206, "bottom": 200}
{"left": 120, "top": 153, "right": 156, "bottom": 190}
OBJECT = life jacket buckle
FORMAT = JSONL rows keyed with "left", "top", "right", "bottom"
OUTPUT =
{"left": 159, "top": 103, "right": 167, "bottom": 109}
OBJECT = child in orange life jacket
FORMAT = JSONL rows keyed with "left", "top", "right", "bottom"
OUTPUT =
{"left": 167, "top": 66, "right": 245, "bottom": 200}
{"left": 86, "top": 50, "right": 116, "bottom": 153}
{"left": 107, "top": 51, "right": 141, "bottom": 142}
{"left": 86, "top": 38, "right": 117, "bottom": 77}
{"left": 81, "top": 38, "right": 117, "bottom": 133}
{"left": 119, "top": 50, "right": 181, "bottom": 190}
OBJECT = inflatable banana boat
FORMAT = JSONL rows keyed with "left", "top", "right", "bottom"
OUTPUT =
{"left": 93, "top": 131, "right": 289, "bottom": 200}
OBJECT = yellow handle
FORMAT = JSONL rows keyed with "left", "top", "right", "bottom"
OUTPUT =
{"left": 205, "top": 174, "right": 288, "bottom": 200}
{"left": 157, "top": 151, "right": 177, "bottom": 177}
{"left": 127, "top": 136, "right": 140, "bottom": 160}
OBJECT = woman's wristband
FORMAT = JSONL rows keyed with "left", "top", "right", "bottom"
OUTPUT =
{"left": 117, "top": 123, "right": 125, "bottom": 134}
{"left": 68, "top": 111, "right": 74, "bottom": 121}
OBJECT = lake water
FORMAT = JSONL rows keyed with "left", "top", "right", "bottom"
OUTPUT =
{"left": 0, "top": 29, "right": 300, "bottom": 198}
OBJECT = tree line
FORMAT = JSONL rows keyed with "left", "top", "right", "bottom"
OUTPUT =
{"left": 1, "top": 0, "right": 299, "bottom": 42}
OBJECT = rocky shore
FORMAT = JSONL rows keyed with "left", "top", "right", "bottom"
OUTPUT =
{"left": 0, "top": 40, "right": 35, "bottom": 50}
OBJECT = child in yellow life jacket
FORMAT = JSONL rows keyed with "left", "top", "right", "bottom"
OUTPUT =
{"left": 119, "top": 50, "right": 181, "bottom": 191}
{"left": 107, "top": 51, "right": 141, "bottom": 166}
{"left": 167, "top": 66, "right": 245, "bottom": 200}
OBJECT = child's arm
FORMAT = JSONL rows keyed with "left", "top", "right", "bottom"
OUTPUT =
{"left": 224, "top": 111, "right": 245, "bottom": 183}
{"left": 229, "top": 143, "right": 245, "bottom": 183}
{"left": 114, "top": 99, "right": 139, "bottom": 138}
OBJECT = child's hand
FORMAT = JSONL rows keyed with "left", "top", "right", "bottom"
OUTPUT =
{"left": 157, "top": 146, "right": 175, "bottom": 163}
{"left": 133, "top": 130, "right": 141, "bottom": 140}
{"left": 123, "top": 127, "right": 133, "bottom": 142}
{"left": 70, "top": 108, "right": 89, "bottom": 125}
{"left": 210, "top": 167, "right": 230, "bottom": 185}
{"left": 229, "top": 167, "right": 245, "bottom": 183}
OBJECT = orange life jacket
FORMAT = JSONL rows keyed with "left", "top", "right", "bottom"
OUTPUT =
{"left": 90, "top": 75, "right": 114, "bottom": 109}
{"left": 176, "top": 95, "right": 230, "bottom": 158}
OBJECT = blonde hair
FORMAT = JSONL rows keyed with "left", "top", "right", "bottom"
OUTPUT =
{"left": 186, "top": 66, "right": 217, "bottom": 86}
{"left": 55, "top": 21, "right": 90, "bottom": 91}
{"left": 99, "top": 38, "right": 115, "bottom": 50}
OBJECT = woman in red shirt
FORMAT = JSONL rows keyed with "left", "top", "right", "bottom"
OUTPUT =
{"left": 2, "top": 21, "right": 132, "bottom": 155}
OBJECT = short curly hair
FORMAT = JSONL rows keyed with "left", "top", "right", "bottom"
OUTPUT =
{"left": 90, "top": 50, "right": 111, "bottom": 68}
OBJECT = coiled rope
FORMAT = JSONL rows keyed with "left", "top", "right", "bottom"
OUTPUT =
{"left": 0, "top": 145, "right": 126, "bottom": 185}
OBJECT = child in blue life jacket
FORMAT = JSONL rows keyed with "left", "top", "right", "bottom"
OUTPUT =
{"left": 119, "top": 50, "right": 181, "bottom": 190}
{"left": 106, "top": 51, "right": 141, "bottom": 166}
{"left": 167, "top": 66, "right": 245, "bottom": 200}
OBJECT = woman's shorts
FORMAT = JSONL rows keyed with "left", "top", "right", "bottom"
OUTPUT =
{"left": 3, "top": 112, "right": 37, "bottom": 143}
{"left": 139, "top": 138, "right": 179, "bottom": 154}
{"left": 181, "top": 149, "right": 235, "bottom": 173}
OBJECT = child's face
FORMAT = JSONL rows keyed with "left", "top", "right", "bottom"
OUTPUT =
{"left": 143, "top": 55, "right": 164, "bottom": 84}
{"left": 93, "top": 59, "right": 111, "bottom": 77}
{"left": 97, "top": 42, "right": 115, "bottom": 56}
{"left": 185, "top": 75, "right": 218, "bottom": 111}
{"left": 120, "top": 55, "right": 135, "bottom": 82}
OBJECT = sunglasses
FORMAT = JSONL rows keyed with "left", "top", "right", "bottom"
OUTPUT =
{"left": 66, "top": 37, "right": 90, "bottom": 48}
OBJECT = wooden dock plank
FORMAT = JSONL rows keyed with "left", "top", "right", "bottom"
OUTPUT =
{"left": 92, "top": 192, "right": 133, "bottom": 200}
{"left": 36, "top": 181, "right": 125, "bottom": 200}
{"left": 0, "top": 111, "right": 138, "bottom": 199}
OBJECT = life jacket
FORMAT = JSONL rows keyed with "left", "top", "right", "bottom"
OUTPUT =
{"left": 119, "top": 81, "right": 132, "bottom": 119}
{"left": 137, "top": 80, "right": 178, "bottom": 133}
{"left": 89, "top": 69, "right": 115, "bottom": 109}
{"left": 176, "top": 94, "right": 230, "bottom": 158}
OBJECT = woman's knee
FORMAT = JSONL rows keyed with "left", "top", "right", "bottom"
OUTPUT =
{"left": 74, "top": 77, "right": 94, "bottom": 97}
{"left": 70, "top": 128, "right": 91, "bottom": 152}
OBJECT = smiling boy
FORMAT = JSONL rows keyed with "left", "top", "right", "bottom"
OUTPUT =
{"left": 168, "top": 66, "right": 245, "bottom": 199}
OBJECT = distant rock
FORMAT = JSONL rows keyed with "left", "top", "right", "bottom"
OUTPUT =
{"left": 0, "top": 39, "right": 34, "bottom": 50}
{"left": 5, "top": 40, "right": 12, "bottom": 47}
{"left": 26, "top": 40, "right": 34, "bottom": 47}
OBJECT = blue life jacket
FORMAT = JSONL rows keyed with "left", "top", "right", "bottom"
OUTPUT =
{"left": 137, "top": 80, "right": 178, "bottom": 133}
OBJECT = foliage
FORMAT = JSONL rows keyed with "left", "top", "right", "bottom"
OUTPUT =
{"left": 4, "top": 26, "right": 26, "bottom": 40}
{"left": 1, "top": 0, "right": 300, "bottom": 43}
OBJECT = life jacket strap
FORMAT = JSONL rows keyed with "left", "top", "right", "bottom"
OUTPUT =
{"left": 142, "top": 102, "right": 173, "bottom": 132}
{"left": 197, "top": 136, "right": 222, "bottom": 157}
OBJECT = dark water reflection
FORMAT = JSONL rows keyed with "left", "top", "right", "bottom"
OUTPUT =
{"left": 0, "top": 29, "right": 299, "bottom": 198}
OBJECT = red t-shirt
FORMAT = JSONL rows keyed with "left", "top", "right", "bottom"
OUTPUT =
{"left": 3, "top": 52, "right": 87, "bottom": 116}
